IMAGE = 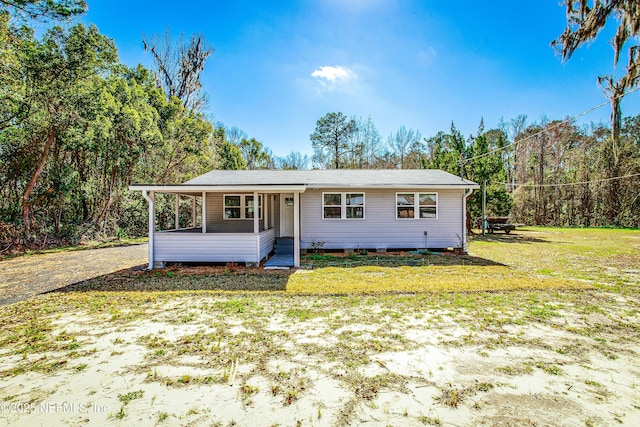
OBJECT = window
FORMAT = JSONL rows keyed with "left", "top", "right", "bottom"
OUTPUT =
{"left": 323, "top": 192, "right": 365, "bottom": 220}
{"left": 346, "top": 193, "right": 364, "bottom": 219}
{"left": 396, "top": 192, "right": 437, "bottom": 219}
{"left": 224, "top": 195, "right": 241, "bottom": 219}
{"left": 224, "top": 194, "right": 262, "bottom": 220}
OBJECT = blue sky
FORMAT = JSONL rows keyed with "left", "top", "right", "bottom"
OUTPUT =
{"left": 82, "top": 0, "right": 639, "bottom": 157}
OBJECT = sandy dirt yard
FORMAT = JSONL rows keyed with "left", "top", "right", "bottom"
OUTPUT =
{"left": 0, "top": 228, "right": 638, "bottom": 426}
{"left": 0, "top": 288, "right": 638, "bottom": 427}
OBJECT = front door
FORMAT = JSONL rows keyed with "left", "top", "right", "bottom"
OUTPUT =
{"left": 281, "top": 193, "right": 294, "bottom": 237}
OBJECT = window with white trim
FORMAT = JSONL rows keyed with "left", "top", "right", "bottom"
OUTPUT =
{"left": 224, "top": 194, "right": 262, "bottom": 220}
{"left": 322, "top": 192, "right": 365, "bottom": 219}
{"left": 396, "top": 192, "right": 437, "bottom": 219}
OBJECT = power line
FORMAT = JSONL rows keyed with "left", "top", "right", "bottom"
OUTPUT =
{"left": 495, "top": 172, "right": 640, "bottom": 189}
{"left": 460, "top": 85, "right": 640, "bottom": 165}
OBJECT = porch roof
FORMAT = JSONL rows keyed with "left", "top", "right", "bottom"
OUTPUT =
{"left": 129, "top": 169, "right": 479, "bottom": 195}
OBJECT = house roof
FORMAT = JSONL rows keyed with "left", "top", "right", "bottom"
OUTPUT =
{"left": 129, "top": 169, "right": 479, "bottom": 194}
{"left": 184, "top": 169, "right": 477, "bottom": 187}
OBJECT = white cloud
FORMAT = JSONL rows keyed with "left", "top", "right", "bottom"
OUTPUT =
{"left": 310, "top": 65, "right": 358, "bottom": 93}
{"left": 311, "top": 65, "right": 356, "bottom": 82}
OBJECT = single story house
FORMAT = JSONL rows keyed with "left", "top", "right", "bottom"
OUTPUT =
{"left": 129, "top": 169, "right": 479, "bottom": 268}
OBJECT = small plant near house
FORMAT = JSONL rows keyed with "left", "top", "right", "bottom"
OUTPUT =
{"left": 309, "top": 239, "right": 325, "bottom": 253}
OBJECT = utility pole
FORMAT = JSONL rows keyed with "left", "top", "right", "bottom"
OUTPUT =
{"left": 482, "top": 180, "right": 487, "bottom": 236}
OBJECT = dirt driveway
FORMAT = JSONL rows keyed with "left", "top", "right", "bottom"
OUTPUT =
{"left": 0, "top": 244, "right": 147, "bottom": 306}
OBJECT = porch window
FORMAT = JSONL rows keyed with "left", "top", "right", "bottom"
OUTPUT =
{"left": 224, "top": 194, "right": 262, "bottom": 220}
{"left": 323, "top": 192, "right": 365, "bottom": 220}
{"left": 224, "top": 195, "right": 241, "bottom": 219}
{"left": 245, "top": 195, "right": 263, "bottom": 219}
{"left": 396, "top": 192, "right": 437, "bottom": 219}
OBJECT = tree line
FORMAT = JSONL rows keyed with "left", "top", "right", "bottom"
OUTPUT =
{"left": 0, "top": 0, "right": 638, "bottom": 253}
{"left": 308, "top": 111, "right": 640, "bottom": 228}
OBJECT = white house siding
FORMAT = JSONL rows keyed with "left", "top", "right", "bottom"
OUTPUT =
{"left": 300, "top": 188, "right": 464, "bottom": 250}
{"left": 259, "top": 228, "right": 276, "bottom": 260}
{"left": 154, "top": 229, "right": 275, "bottom": 263}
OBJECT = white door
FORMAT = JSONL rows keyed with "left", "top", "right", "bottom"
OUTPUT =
{"left": 281, "top": 193, "right": 294, "bottom": 237}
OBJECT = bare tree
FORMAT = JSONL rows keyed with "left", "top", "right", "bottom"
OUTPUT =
{"left": 347, "top": 116, "right": 382, "bottom": 168}
{"left": 498, "top": 114, "right": 528, "bottom": 190}
{"left": 387, "top": 126, "right": 422, "bottom": 168}
{"left": 276, "top": 151, "right": 310, "bottom": 170}
{"left": 143, "top": 28, "right": 213, "bottom": 112}
{"left": 225, "top": 126, "right": 247, "bottom": 145}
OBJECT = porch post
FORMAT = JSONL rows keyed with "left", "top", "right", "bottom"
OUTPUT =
{"left": 142, "top": 190, "right": 155, "bottom": 270}
{"left": 175, "top": 194, "right": 180, "bottom": 230}
{"left": 270, "top": 195, "right": 275, "bottom": 229}
{"left": 263, "top": 193, "right": 269, "bottom": 230}
{"left": 202, "top": 191, "right": 207, "bottom": 233}
{"left": 191, "top": 196, "right": 196, "bottom": 227}
{"left": 253, "top": 191, "right": 259, "bottom": 233}
{"left": 293, "top": 192, "right": 300, "bottom": 267}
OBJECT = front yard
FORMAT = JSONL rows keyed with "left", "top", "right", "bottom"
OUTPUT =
{"left": 0, "top": 227, "right": 639, "bottom": 426}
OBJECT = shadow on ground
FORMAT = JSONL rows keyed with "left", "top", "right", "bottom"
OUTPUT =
{"left": 469, "top": 231, "right": 555, "bottom": 245}
{"left": 49, "top": 265, "right": 292, "bottom": 294}
{"left": 300, "top": 252, "right": 505, "bottom": 268}
{"left": 48, "top": 251, "right": 504, "bottom": 295}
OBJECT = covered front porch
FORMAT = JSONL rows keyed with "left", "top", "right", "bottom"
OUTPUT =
{"left": 136, "top": 185, "right": 305, "bottom": 269}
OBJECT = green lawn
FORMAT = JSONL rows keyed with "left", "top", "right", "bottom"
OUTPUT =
{"left": 287, "top": 227, "right": 639, "bottom": 294}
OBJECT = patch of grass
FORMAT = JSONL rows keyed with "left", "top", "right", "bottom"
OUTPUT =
{"left": 536, "top": 362, "right": 563, "bottom": 375}
{"left": 157, "top": 411, "right": 168, "bottom": 423}
{"left": 286, "top": 308, "right": 317, "bottom": 322}
{"left": 221, "top": 299, "right": 256, "bottom": 314}
{"left": 435, "top": 382, "right": 495, "bottom": 408}
{"left": 287, "top": 265, "right": 584, "bottom": 295}
{"left": 470, "top": 227, "right": 640, "bottom": 287}
{"left": 240, "top": 383, "right": 259, "bottom": 399}
{"left": 118, "top": 389, "right": 144, "bottom": 405}
{"left": 435, "top": 386, "right": 465, "bottom": 408}
{"left": 110, "top": 406, "right": 126, "bottom": 420}
{"left": 418, "top": 415, "right": 442, "bottom": 425}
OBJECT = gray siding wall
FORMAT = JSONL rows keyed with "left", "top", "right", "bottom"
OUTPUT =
{"left": 300, "top": 188, "right": 464, "bottom": 249}
{"left": 206, "top": 192, "right": 267, "bottom": 232}
{"left": 154, "top": 228, "right": 275, "bottom": 263}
